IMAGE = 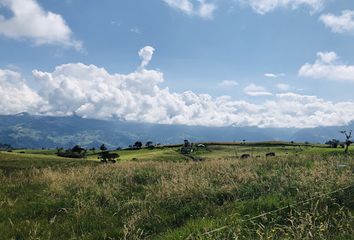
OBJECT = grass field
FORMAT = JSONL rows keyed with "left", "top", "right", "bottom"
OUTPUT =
{"left": 0, "top": 143, "right": 353, "bottom": 239}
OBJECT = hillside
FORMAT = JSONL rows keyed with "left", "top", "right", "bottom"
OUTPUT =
{"left": 0, "top": 113, "right": 352, "bottom": 149}
{"left": 1, "top": 144, "right": 353, "bottom": 239}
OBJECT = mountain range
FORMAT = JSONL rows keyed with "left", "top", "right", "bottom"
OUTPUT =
{"left": 0, "top": 113, "right": 352, "bottom": 149}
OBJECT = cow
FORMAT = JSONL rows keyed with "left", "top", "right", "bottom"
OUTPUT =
{"left": 241, "top": 154, "right": 251, "bottom": 159}
{"left": 265, "top": 152, "right": 276, "bottom": 157}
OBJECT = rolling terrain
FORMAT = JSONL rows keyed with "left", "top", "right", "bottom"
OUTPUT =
{"left": 0, "top": 113, "right": 353, "bottom": 149}
{"left": 0, "top": 143, "right": 353, "bottom": 239}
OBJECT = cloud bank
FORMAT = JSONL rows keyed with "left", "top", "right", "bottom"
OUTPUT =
{"left": 0, "top": 46, "right": 354, "bottom": 128}
{"left": 0, "top": 0, "right": 81, "bottom": 49}
{"left": 0, "top": 69, "right": 43, "bottom": 114}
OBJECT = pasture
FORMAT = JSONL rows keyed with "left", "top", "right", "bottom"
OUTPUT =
{"left": 0, "top": 143, "right": 353, "bottom": 239}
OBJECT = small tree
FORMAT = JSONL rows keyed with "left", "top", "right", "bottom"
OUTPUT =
{"left": 72, "top": 145, "right": 86, "bottom": 153}
{"left": 326, "top": 139, "right": 340, "bottom": 148}
{"left": 56, "top": 147, "right": 64, "bottom": 154}
{"left": 98, "top": 151, "right": 119, "bottom": 163}
{"left": 181, "top": 139, "right": 193, "bottom": 154}
{"left": 133, "top": 141, "right": 143, "bottom": 149}
{"left": 145, "top": 141, "right": 154, "bottom": 149}
{"left": 340, "top": 130, "right": 352, "bottom": 153}
{"left": 57, "top": 145, "right": 86, "bottom": 158}
{"left": 100, "top": 144, "right": 107, "bottom": 152}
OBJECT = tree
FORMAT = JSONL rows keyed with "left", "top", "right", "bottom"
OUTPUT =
{"left": 0, "top": 143, "right": 12, "bottom": 151}
{"left": 72, "top": 145, "right": 86, "bottom": 153}
{"left": 98, "top": 151, "right": 119, "bottom": 163}
{"left": 325, "top": 139, "right": 339, "bottom": 148}
{"left": 56, "top": 147, "right": 64, "bottom": 154}
{"left": 181, "top": 139, "right": 193, "bottom": 154}
{"left": 100, "top": 144, "right": 107, "bottom": 152}
{"left": 57, "top": 145, "right": 86, "bottom": 158}
{"left": 145, "top": 141, "right": 154, "bottom": 149}
{"left": 340, "top": 130, "right": 352, "bottom": 153}
{"left": 133, "top": 141, "right": 143, "bottom": 149}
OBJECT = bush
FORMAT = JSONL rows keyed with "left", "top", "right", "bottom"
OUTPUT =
{"left": 57, "top": 150, "right": 86, "bottom": 158}
{"left": 57, "top": 145, "right": 87, "bottom": 158}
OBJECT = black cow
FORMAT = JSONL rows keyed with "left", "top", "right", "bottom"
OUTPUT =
{"left": 265, "top": 152, "right": 276, "bottom": 157}
{"left": 241, "top": 154, "right": 251, "bottom": 159}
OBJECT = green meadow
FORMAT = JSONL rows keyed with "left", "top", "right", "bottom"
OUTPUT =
{"left": 1, "top": 143, "right": 353, "bottom": 239}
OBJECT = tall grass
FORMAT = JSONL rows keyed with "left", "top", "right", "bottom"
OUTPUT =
{"left": 0, "top": 153, "right": 353, "bottom": 239}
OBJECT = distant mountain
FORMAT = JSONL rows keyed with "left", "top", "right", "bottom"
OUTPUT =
{"left": 292, "top": 123, "right": 354, "bottom": 143}
{"left": 0, "top": 113, "right": 352, "bottom": 149}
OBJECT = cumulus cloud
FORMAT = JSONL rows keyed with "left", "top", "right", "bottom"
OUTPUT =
{"left": 163, "top": 0, "right": 216, "bottom": 19}
{"left": 243, "top": 0, "right": 325, "bottom": 14}
{"left": 264, "top": 73, "right": 285, "bottom": 78}
{"left": 1, "top": 46, "right": 354, "bottom": 128}
{"left": 320, "top": 10, "right": 354, "bottom": 34}
{"left": 219, "top": 80, "right": 238, "bottom": 87}
{"left": 243, "top": 84, "right": 272, "bottom": 96}
{"left": 262, "top": 93, "right": 354, "bottom": 128}
{"left": 139, "top": 46, "right": 155, "bottom": 69}
{"left": 0, "top": 69, "right": 44, "bottom": 114}
{"left": 0, "top": 0, "right": 81, "bottom": 49}
{"left": 299, "top": 51, "right": 354, "bottom": 82}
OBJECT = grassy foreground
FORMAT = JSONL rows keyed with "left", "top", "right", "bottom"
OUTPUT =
{"left": 0, "top": 144, "right": 353, "bottom": 239}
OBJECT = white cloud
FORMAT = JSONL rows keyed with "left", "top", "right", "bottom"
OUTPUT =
{"left": 299, "top": 51, "right": 354, "bottom": 82}
{"left": 0, "top": 69, "right": 44, "bottom": 114}
{"left": 244, "top": 84, "right": 273, "bottom": 96}
{"left": 0, "top": 0, "right": 81, "bottom": 49}
{"left": 219, "top": 80, "right": 238, "bottom": 87}
{"left": 243, "top": 0, "right": 325, "bottom": 14}
{"left": 163, "top": 0, "right": 216, "bottom": 19}
{"left": 1, "top": 46, "right": 354, "bottom": 128}
{"left": 130, "top": 27, "right": 142, "bottom": 34}
{"left": 264, "top": 73, "right": 285, "bottom": 78}
{"left": 276, "top": 83, "right": 290, "bottom": 91}
{"left": 139, "top": 46, "right": 155, "bottom": 69}
{"left": 320, "top": 10, "right": 354, "bottom": 34}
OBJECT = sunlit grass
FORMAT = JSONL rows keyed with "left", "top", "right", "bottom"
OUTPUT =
{"left": 0, "top": 144, "right": 353, "bottom": 239}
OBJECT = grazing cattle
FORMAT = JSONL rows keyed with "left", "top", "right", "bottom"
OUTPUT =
{"left": 266, "top": 152, "right": 276, "bottom": 157}
{"left": 241, "top": 154, "right": 251, "bottom": 159}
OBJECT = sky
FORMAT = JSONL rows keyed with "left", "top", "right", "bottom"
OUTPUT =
{"left": 0, "top": 0, "right": 354, "bottom": 128}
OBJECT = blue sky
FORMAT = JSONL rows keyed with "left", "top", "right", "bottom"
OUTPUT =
{"left": 0, "top": 0, "right": 354, "bottom": 128}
